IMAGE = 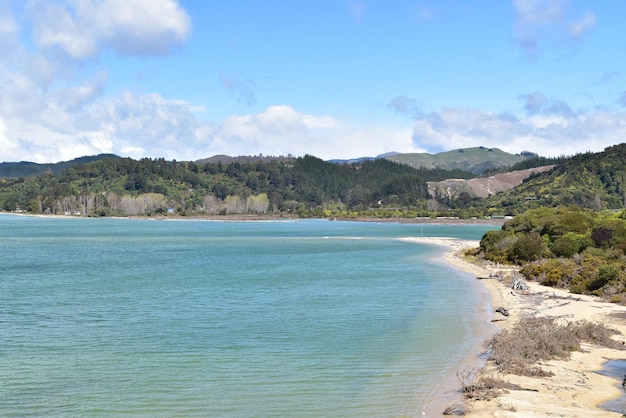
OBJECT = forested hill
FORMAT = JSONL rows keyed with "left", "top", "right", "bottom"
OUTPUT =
{"left": 3, "top": 144, "right": 626, "bottom": 218}
{"left": 0, "top": 154, "right": 119, "bottom": 178}
{"left": 484, "top": 143, "right": 626, "bottom": 212}
{"left": 384, "top": 147, "right": 534, "bottom": 174}
{"left": 0, "top": 155, "right": 475, "bottom": 216}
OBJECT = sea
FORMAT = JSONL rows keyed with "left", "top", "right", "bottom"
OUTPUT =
{"left": 0, "top": 214, "right": 498, "bottom": 417}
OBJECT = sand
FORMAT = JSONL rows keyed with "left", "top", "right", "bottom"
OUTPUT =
{"left": 402, "top": 237, "right": 626, "bottom": 417}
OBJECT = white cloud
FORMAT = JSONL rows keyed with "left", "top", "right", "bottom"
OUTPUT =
{"left": 0, "top": 117, "right": 22, "bottom": 160}
{"left": 568, "top": 11, "right": 596, "bottom": 40}
{"left": 62, "top": 70, "right": 109, "bottom": 110}
{"left": 26, "top": 0, "right": 191, "bottom": 60}
{"left": 518, "top": 92, "right": 579, "bottom": 117}
{"left": 0, "top": 1, "right": 199, "bottom": 163}
{"left": 0, "top": 3, "right": 20, "bottom": 55}
{"left": 213, "top": 105, "right": 417, "bottom": 159}
{"left": 512, "top": 0, "right": 596, "bottom": 58}
{"left": 411, "top": 106, "right": 626, "bottom": 157}
{"left": 217, "top": 106, "right": 330, "bottom": 157}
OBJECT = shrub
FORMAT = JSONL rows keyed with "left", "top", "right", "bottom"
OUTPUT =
{"left": 567, "top": 320, "right": 623, "bottom": 349}
{"left": 521, "top": 258, "right": 576, "bottom": 288}
{"left": 591, "top": 227, "right": 613, "bottom": 248}
{"left": 510, "top": 232, "right": 549, "bottom": 263}
{"left": 480, "top": 229, "right": 515, "bottom": 263}
{"left": 550, "top": 232, "right": 586, "bottom": 258}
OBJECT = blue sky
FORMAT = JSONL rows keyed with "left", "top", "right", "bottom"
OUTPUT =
{"left": 1, "top": 0, "right": 625, "bottom": 163}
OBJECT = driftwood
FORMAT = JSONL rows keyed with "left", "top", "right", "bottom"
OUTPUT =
{"left": 495, "top": 307, "right": 509, "bottom": 316}
{"left": 512, "top": 278, "right": 528, "bottom": 291}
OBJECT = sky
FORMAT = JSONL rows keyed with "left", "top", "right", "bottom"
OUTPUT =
{"left": 1, "top": 0, "right": 625, "bottom": 163}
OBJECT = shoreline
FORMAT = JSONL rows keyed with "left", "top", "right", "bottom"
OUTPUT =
{"left": 0, "top": 211, "right": 507, "bottom": 226}
{"left": 408, "top": 237, "right": 626, "bottom": 417}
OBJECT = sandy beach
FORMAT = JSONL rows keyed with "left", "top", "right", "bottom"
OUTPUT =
{"left": 404, "top": 237, "right": 626, "bottom": 417}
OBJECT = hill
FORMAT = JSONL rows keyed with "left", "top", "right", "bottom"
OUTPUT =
{"left": 483, "top": 143, "right": 626, "bottom": 213}
{"left": 327, "top": 152, "right": 400, "bottom": 165}
{"left": 385, "top": 147, "right": 528, "bottom": 174}
{"left": 0, "top": 154, "right": 119, "bottom": 178}
{"left": 0, "top": 155, "right": 470, "bottom": 216}
{"left": 428, "top": 165, "right": 555, "bottom": 200}
{"left": 3, "top": 144, "right": 626, "bottom": 219}
{"left": 194, "top": 154, "right": 295, "bottom": 165}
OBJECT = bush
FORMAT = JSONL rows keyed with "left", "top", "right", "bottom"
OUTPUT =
{"left": 550, "top": 232, "right": 585, "bottom": 258}
{"left": 480, "top": 229, "right": 515, "bottom": 263}
{"left": 510, "top": 231, "right": 549, "bottom": 263}
{"left": 521, "top": 258, "right": 576, "bottom": 288}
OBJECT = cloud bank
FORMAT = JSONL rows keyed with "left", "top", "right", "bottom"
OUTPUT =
{"left": 0, "top": 1, "right": 624, "bottom": 164}
{"left": 27, "top": 0, "right": 191, "bottom": 59}
{"left": 409, "top": 103, "right": 626, "bottom": 157}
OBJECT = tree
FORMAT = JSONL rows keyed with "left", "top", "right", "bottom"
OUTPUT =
{"left": 550, "top": 232, "right": 584, "bottom": 258}
{"left": 511, "top": 232, "right": 548, "bottom": 263}
{"left": 247, "top": 193, "right": 270, "bottom": 213}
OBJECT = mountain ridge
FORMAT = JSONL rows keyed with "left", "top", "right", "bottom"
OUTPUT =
{"left": 0, "top": 147, "right": 529, "bottom": 178}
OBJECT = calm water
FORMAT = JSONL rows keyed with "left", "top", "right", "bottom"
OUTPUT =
{"left": 0, "top": 215, "right": 496, "bottom": 417}
{"left": 599, "top": 359, "right": 626, "bottom": 414}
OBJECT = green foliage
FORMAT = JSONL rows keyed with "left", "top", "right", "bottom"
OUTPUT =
{"left": 550, "top": 232, "right": 586, "bottom": 258}
{"left": 483, "top": 144, "right": 626, "bottom": 212}
{"left": 386, "top": 146, "right": 526, "bottom": 175}
{"left": 0, "top": 154, "right": 475, "bottom": 217}
{"left": 486, "top": 205, "right": 626, "bottom": 303}
{"left": 480, "top": 229, "right": 515, "bottom": 263}
{"left": 511, "top": 231, "right": 549, "bottom": 262}
{"left": 521, "top": 258, "right": 575, "bottom": 287}
{"left": 0, "top": 154, "right": 119, "bottom": 178}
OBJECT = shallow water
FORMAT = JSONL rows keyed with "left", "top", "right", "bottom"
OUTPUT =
{"left": 0, "top": 215, "right": 496, "bottom": 417}
{"left": 598, "top": 359, "right": 626, "bottom": 414}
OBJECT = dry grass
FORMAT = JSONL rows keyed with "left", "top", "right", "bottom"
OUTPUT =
{"left": 456, "top": 367, "right": 524, "bottom": 402}
{"left": 454, "top": 317, "right": 624, "bottom": 407}
{"left": 489, "top": 317, "right": 622, "bottom": 377}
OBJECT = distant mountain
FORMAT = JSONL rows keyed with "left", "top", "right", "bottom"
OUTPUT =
{"left": 327, "top": 152, "right": 400, "bottom": 165}
{"left": 194, "top": 155, "right": 295, "bottom": 165}
{"left": 0, "top": 154, "right": 119, "bottom": 178}
{"left": 385, "top": 147, "right": 529, "bottom": 174}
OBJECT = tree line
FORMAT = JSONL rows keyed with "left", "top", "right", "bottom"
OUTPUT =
{"left": 0, "top": 155, "right": 475, "bottom": 217}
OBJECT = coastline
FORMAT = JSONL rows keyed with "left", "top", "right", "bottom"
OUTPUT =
{"left": 408, "top": 237, "right": 626, "bottom": 417}
{"left": 0, "top": 211, "right": 507, "bottom": 226}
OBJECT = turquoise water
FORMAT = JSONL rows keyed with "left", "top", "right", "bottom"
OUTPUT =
{"left": 0, "top": 215, "right": 496, "bottom": 417}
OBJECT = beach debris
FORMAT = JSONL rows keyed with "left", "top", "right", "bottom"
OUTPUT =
{"left": 495, "top": 307, "right": 509, "bottom": 316}
{"left": 442, "top": 400, "right": 465, "bottom": 415}
{"left": 512, "top": 278, "right": 528, "bottom": 291}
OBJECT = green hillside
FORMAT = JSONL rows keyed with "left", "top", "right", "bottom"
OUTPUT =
{"left": 0, "top": 154, "right": 119, "bottom": 178}
{"left": 3, "top": 144, "right": 626, "bottom": 219}
{"left": 484, "top": 144, "right": 626, "bottom": 213}
{"left": 385, "top": 146, "right": 528, "bottom": 174}
{"left": 0, "top": 155, "right": 473, "bottom": 216}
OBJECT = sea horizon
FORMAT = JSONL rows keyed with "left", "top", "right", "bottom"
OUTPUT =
{"left": 1, "top": 214, "right": 498, "bottom": 416}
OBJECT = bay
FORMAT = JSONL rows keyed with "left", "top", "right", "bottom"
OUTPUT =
{"left": 0, "top": 215, "right": 497, "bottom": 417}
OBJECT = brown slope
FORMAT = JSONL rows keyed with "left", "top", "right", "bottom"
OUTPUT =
{"left": 427, "top": 166, "right": 555, "bottom": 199}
